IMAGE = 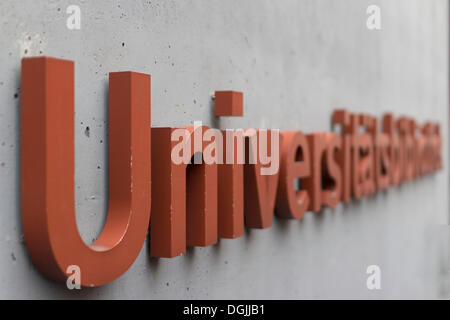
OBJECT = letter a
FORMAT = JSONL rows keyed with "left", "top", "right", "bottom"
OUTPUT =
{"left": 366, "top": 5, "right": 381, "bottom": 30}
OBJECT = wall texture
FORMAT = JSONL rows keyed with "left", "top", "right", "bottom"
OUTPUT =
{"left": 0, "top": 0, "right": 448, "bottom": 299}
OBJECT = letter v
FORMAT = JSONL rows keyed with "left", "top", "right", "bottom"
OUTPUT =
{"left": 244, "top": 130, "right": 280, "bottom": 229}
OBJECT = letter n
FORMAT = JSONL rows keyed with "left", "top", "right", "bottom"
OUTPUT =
{"left": 150, "top": 126, "right": 218, "bottom": 257}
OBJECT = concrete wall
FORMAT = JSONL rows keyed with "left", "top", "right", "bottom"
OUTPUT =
{"left": 0, "top": 0, "right": 448, "bottom": 299}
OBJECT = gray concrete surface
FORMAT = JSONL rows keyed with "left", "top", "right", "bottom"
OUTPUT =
{"left": 0, "top": 0, "right": 449, "bottom": 299}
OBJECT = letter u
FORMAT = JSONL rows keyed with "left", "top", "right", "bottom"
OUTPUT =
{"left": 21, "top": 57, "right": 151, "bottom": 286}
